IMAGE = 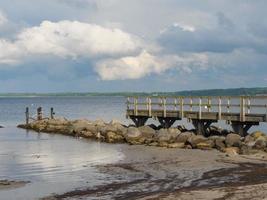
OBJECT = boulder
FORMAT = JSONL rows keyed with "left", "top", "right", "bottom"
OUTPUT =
{"left": 176, "top": 131, "right": 195, "bottom": 143}
{"left": 138, "top": 126, "right": 156, "bottom": 139}
{"left": 168, "top": 142, "right": 185, "bottom": 148}
{"left": 0, "top": 125, "right": 4, "bottom": 128}
{"left": 93, "top": 119, "right": 106, "bottom": 126}
{"left": 156, "top": 128, "right": 180, "bottom": 144}
{"left": 105, "top": 131, "right": 125, "bottom": 143}
{"left": 168, "top": 128, "right": 181, "bottom": 138}
{"left": 209, "top": 136, "right": 225, "bottom": 150}
{"left": 225, "top": 133, "right": 241, "bottom": 147}
{"left": 80, "top": 131, "right": 94, "bottom": 138}
{"left": 251, "top": 131, "right": 265, "bottom": 139}
{"left": 253, "top": 136, "right": 267, "bottom": 150}
{"left": 188, "top": 135, "right": 208, "bottom": 148}
{"left": 125, "top": 127, "right": 145, "bottom": 145}
{"left": 244, "top": 135, "right": 255, "bottom": 144}
{"left": 240, "top": 144, "right": 253, "bottom": 155}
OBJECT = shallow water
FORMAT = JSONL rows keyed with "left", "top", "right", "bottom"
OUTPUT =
{"left": 0, "top": 127, "right": 124, "bottom": 200}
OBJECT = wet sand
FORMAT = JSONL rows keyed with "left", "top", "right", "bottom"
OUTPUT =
{"left": 42, "top": 145, "right": 267, "bottom": 200}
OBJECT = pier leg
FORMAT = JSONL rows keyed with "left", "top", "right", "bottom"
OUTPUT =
{"left": 37, "top": 107, "right": 42, "bottom": 121}
{"left": 231, "top": 122, "right": 258, "bottom": 137}
{"left": 192, "top": 119, "right": 216, "bottom": 136}
{"left": 50, "top": 107, "right": 55, "bottom": 119}
{"left": 129, "top": 116, "right": 149, "bottom": 127}
{"left": 158, "top": 117, "right": 176, "bottom": 128}
{"left": 25, "top": 107, "right": 29, "bottom": 125}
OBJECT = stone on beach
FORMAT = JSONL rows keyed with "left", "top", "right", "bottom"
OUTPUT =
{"left": 125, "top": 127, "right": 145, "bottom": 145}
{"left": 176, "top": 131, "right": 195, "bottom": 143}
{"left": 225, "top": 133, "right": 241, "bottom": 147}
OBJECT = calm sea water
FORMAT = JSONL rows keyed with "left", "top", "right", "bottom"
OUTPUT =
{"left": 0, "top": 96, "right": 127, "bottom": 126}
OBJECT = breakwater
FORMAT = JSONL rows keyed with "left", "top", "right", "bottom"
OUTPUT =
{"left": 18, "top": 118, "right": 267, "bottom": 155}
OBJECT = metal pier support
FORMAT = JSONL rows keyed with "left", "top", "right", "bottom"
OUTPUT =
{"left": 192, "top": 119, "right": 217, "bottom": 136}
{"left": 158, "top": 117, "right": 177, "bottom": 129}
{"left": 231, "top": 121, "right": 259, "bottom": 137}
{"left": 129, "top": 116, "right": 149, "bottom": 127}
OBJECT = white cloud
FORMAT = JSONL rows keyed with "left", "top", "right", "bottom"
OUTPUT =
{"left": 0, "top": 20, "right": 144, "bottom": 65}
{"left": 95, "top": 51, "right": 208, "bottom": 80}
{"left": 0, "top": 11, "right": 7, "bottom": 26}
{"left": 0, "top": 40, "right": 21, "bottom": 64}
{"left": 17, "top": 20, "right": 141, "bottom": 58}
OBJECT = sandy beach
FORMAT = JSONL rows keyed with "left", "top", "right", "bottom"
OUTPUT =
{"left": 41, "top": 145, "right": 267, "bottom": 200}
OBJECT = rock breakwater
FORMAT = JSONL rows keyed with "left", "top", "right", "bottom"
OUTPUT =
{"left": 18, "top": 118, "right": 267, "bottom": 155}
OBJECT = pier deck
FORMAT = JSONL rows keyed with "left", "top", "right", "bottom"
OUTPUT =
{"left": 126, "top": 96, "right": 267, "bottom": 136}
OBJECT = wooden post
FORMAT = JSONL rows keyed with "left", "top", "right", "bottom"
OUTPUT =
{"left": 227, "top": 97, "right": 230, "bottom": 113}
{"left": 134, "top": 97, "right": 138, "bottom": 116}
{"left": 247, "top": 98, "right": 251, "bottom": 114}
{"left": 25, "top": 107, "right": 29, "bottom": 125}
{"left": 50, "top": 107, "right": 55, "bottom": 119}
{"left": 147, "top": 97, "right": 152, "bottom": 117}
{"left": 174, "top": 98, "right": 177, "bottom": 111}
{"left": 240, "top": 97, "right": 246, "bottom": 122}
{"left": 163, "top": 97, "right": 167, "bottom": 118}
{"left": 208, "top": 97, "right": 211, "bottom": 112}
{"left": 180, "top": 97, "right": 184, "bottom": 118}
{"left": 218, "top": 97, "right": 222, "bottom": 120}
{"left": 37, "top": 107, "right": 42, "bottom": 121}
{"left": 190, "top": 98, "right": 193, "bottom": 111}
{"left": 199, "top": 97, "right": 202, "bottom": 120}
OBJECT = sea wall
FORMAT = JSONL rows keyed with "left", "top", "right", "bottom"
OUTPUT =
{"left": 18, "top": 118, "right": 267, "bottom": 155}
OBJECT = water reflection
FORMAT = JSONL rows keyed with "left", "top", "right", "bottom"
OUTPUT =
{"left": 0, "top": 127, "right": 124, "bottom": 200}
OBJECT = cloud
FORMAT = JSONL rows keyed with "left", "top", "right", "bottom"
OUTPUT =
{"left": 0, "top": 12, "right": 7, "bottom": 26}
{"left": 0, "top": 39, "right": 22, "bottom": 65}
{"left": 158, "top": 12, "right": 267, "bottom": 54}
{"left": 17, "top": 20, "right": 142, "bottom": 58}
{"left": 0, "top": 20, "right": 143, "bottom": 65}
{"left": 95, "top": 50, "right": 209, "bottom": 80}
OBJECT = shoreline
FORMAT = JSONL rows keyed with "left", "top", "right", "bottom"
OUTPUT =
{"left": 41, "top": 145, "right": 267, "bottom": 200}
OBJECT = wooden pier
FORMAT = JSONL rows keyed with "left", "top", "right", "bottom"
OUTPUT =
{"left": 126, "top": 96, "right": 267, "bottom": 136}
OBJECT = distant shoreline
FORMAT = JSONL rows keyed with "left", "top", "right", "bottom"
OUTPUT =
{"left": 1, "top": 87, "right": 267, "bottom": 97}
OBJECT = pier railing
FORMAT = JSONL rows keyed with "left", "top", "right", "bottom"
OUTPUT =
{"left": 126, "top": 96, "right": 267, "bottom": 122}
{"left": 126, "top": 96, "right": 267, "bottom": 135}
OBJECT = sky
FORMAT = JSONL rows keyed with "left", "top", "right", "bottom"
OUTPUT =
{"left": 0, "top": 0, "right": 266, "bottom": 93}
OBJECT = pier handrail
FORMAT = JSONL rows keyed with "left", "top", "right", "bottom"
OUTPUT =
{"left": 126, "top": 96, "right": 267, "bottom": 122}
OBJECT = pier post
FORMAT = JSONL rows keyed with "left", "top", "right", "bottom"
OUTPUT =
{"left": 158, "top": 117, "right": 176, "bottom": 128}
{"left": 37, "top": 107, "right": 42, "bottom": 121}
{"left": 129, "top": 116, "right": 149, "bottom": 127}
{"left": 231, "top": 122, "right": 258, "bottom": 137}
{"left": 50, "top": 107, "right": 55, "bottom": 119}
{"left": 192, "top": 119, "right": 216, "bottom": 136}
{"left": 25, "top": 107, "right": 29, "bottom": 125}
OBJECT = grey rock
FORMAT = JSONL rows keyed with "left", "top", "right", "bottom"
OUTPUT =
{"left": 176, "top": 131, "right": 195, "bottom": 143}
{"left": 188, "top": 135, "right": 208, "bottom": 148}
{"left": 225, "top": 133, "right": 241, "bottom": 147}
{"left": 125, "top": 127, "right": 145, "bottom": 145}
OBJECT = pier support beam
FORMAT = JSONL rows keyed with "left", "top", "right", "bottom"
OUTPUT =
{"left": 192, "top": 119, "right": 217, "bottom": 136}
{"left": 158, "top": 117, "right": 177, "bottom": 128}
{"left": 231, "top": 121, "right": 259, "bottom": 137}
{"left": 129, "top": 116, "right": 149, "bottom": 127}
